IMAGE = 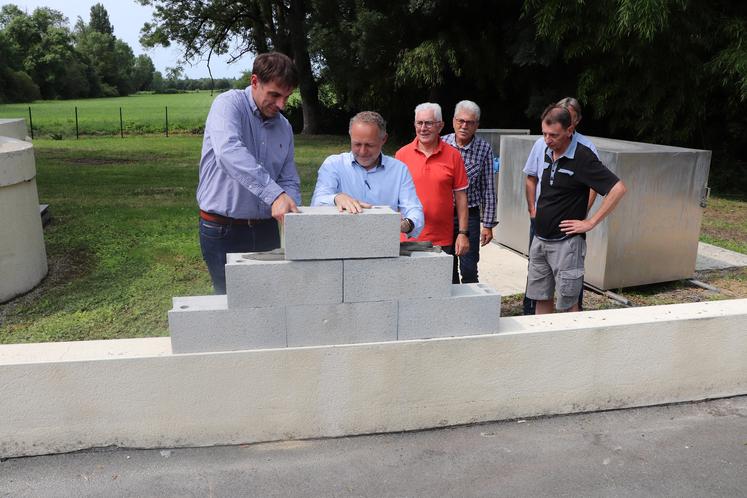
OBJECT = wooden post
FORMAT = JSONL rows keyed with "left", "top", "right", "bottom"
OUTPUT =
{"left": 28, "top": 106, "right": 34, "bottom": 139}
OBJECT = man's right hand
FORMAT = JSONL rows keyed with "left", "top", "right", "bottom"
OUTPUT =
{"left": 334, "top": 193, "right": 372, "bottom": 214}
{"left": 271, "top": 192, "right": 300, "bottom": 222}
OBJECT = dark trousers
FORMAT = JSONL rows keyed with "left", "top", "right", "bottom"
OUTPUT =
{"left": 199, "top": 218, "right": 280, "bottom": 294}
{"left": 450, "top": 207, "right": 482, "bottom": 284}
{"left": 523, "top": 218, "right": 584, "bottom": 314}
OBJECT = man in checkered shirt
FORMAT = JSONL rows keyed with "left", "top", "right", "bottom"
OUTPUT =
{"left": 442, "top": 100, "right": 497, "bottom": 283}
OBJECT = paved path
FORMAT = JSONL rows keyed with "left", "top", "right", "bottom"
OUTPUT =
{"left": 2, "top": 396, "right": 745, "bottom": 497}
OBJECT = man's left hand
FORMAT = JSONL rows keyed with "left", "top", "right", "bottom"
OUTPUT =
{"left": 559, "top": 219, "right": 594, "bottom": 235}
{"left": 455, "top": 233, "right": 470, "bottom": 256}
{"left": 480, "top": 227, "right": 493, "bottom": 246}
{"left": 271, "top": 192, "right": 300, "bottom": 222}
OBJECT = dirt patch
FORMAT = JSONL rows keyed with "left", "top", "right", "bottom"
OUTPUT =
{"left": 0, "top": 248, "right": 93, "bottom": 325}
{"left": 63, "top": 157, "right": 139, "bottom": 166}
{"left": 501, "top": 267, "right": 747, "bottom": 316}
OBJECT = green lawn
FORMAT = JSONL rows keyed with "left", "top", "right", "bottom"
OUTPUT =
{"left": 0, "top": 92, "right": 218, "bottom": 137}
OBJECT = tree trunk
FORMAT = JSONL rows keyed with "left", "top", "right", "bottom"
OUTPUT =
{"left": 287, "top": 0, "right": 320, "bottom": 134}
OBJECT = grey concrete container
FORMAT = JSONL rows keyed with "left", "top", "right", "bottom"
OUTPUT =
{"left": 497, "top": 135, "right": 711, "bottom": 290}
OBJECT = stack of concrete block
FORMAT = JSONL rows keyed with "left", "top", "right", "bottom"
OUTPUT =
{"left": 169, "top": 206, "right": 501, "bottom": 353}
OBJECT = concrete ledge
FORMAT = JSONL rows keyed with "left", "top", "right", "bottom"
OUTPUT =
{"left": 2, "top": 299, "right": 746, "bottom": 458}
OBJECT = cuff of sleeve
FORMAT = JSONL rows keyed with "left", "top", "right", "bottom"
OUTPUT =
{"left": 314, "top": 194, "right": 337, "bottom": 206}
{"left": 258, "top": 182, "right": 284, "bottom": 207}
{"left": 483, "top": 222, "right": 496, "bottom": 228}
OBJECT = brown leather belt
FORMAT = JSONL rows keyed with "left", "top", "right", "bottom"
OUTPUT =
{"left": 199, "top": 210, "right": 273, "bottom": 226}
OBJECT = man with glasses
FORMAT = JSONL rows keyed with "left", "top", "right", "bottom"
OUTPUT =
{"left": 442, "top": 100, "right": 496, "bottom": 283}
{"left": 311, "top": 111, "right": 424, "bottom": 238}
{"left": 396, "top": 102, "right": 470, "bottom": 283}
{"left": 526, "top": 104, "right": 626, "bottom": 314}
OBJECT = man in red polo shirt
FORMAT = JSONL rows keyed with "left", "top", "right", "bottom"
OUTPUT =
{"left": 396, "top": 102, "right": 470, "bottom": 283}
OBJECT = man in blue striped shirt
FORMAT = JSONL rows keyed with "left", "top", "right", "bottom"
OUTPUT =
{"left": 197, "top": 52, "right": 301, "bottom": 293}
{"left": 442, "top": 100, "right": 497, "bottom": 283}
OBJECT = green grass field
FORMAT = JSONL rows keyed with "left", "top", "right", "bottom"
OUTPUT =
{"left": 0, "top": 91, "right": 218, "bottom": 137}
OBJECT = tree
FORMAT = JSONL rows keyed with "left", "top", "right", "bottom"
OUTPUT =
{"left": 138, "top": 0, "right": 322, "bottom": 133}
{"left": 89, "top": 3, "right": 113, "bottom": 35}
{"left": 131, "top": 54, "right": 156, "bottom": 91}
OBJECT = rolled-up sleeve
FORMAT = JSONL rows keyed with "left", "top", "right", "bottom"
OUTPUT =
{"left": 310, "top": 156, "right": 341, "bottom": 206}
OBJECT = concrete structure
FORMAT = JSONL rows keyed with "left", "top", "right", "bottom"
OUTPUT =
{"left": 2, "top": 299, "right": 745, "bottom": 458}
{"left": 225, "top": 253, "right": 342, "bottom": 308}
{"left": 284, "top": 206, "right": 400, "bottom": 260}
{"left": 398, "top": 283, "right": 500, "bottom": 340}
{"left": 343, "top": 251, "right": 452, "bottom": 302}
{"left": 168, "top": 295, "right": 286, "bottom": 353}
{"left": 497, "top": 135, "right": 711, "bottom": 290}
{"left": 0, "top": 135, "right": 47, "bottom": 303}
{"left": 0, "top": 118, "right": 30, "bottom": 141}
{"left": 170, "top": 209, "right": 499, "bottom": 353}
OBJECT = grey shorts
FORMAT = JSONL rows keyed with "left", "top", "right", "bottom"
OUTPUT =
{"left": 526, "top": 236, "right": 586, "bottom": 311}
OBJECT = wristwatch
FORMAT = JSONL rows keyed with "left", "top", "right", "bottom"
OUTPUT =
{"left": 458, "top": 229, "right": 469, "bottom": 236}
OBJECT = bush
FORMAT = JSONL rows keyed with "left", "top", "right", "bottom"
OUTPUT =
{"left": 99, "top": 83, "right": 120, "bottom": 98}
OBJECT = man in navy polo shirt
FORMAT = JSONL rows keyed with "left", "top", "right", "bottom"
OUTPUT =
{"left": 526, "top": 105, "right": 627, "bottom": 314}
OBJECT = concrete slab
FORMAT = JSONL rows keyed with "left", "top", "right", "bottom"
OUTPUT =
{"left": 284, "top": 206, "right": 400, "bottom": 260}
{"left": 286, "top": 300, "right": 397, "bottom": 347}
{"left": 478, "top": 239, "right": 529, "bottom": 296}
{"left": 696, "top": 241, "right": 747, "bottom": 270}
{"left": 225, "top": 254, "right": 342, "bottom": 308}
{"left": 168, "top": 295, "right": 287, "bottom": 353}
{"left": 343, "top": 252, "right": 452, "bottom": 302}
{"left": 398, "top": 283, "right": 501, "bottom": 340}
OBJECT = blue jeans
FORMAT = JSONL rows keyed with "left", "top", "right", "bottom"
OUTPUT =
{"left": 199, "top": 218, "right": 280, "bottom": 294}
{"left": 451, "top": 208, "right": 482, "bottom": 284}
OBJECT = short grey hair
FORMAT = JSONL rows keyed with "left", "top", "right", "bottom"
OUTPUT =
{"left": 414, "top": 102, "right": 442, "bottom": 122}
{"left": 557, "top": 97, "right": 582, "bottom": 124}
{"left": 454, "top": 100, "right": 481, "bottom": 121}
{"left": 349, "top": 111, "right": 387, "bottom": 139}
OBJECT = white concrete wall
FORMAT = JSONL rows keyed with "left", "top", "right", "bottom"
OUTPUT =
{"left": 0, "top": 136, "right": 47, "bottom": 302}
{"left": 0, "top": 118, "right": 29, "bottom": 141}
{"left": 1, "top": 299, "right": 745, "bottom": 458}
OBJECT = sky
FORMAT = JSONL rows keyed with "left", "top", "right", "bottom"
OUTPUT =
{"left": 12, "top": 0, "right": 248, "bottom": 78}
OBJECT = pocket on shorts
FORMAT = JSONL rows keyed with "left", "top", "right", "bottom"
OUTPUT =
{"left": 199, "top": 220, "right": 229, "bottom": 240}
{"left": 558, "top": 268, "right": 584, "bottom": 297}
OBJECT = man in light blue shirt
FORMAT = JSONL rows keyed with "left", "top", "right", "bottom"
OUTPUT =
{"left": 197, "top": 52, "right": 301, "bottom": 293}
{"left": 311, "top": 111, "right": 424, "bottom": 237}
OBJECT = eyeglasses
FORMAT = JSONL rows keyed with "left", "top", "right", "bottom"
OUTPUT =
{"left": 415, "top": 120, "right": 441, "bottom": 129}
{"left": 454, "top": 118, "right": 477, "bottom": 127}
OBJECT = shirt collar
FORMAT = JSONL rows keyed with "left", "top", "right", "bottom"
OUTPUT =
{"left": 244, "top": 86, "right": 277, "bottom": 122}
{"left": 545, "top": 132, "right": 579, "bottom": 161}
{"left": 351, "top": 153, "right": 384, "bottom": 170}
{"left": 412, "top": 136, "right": 444, "bottom": 155}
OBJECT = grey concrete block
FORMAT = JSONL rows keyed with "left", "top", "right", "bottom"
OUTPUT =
{"left": 169, "top": 295, "right": 286, "bottom": 353}
{"left": 343, "top": 252, "right": 452, "bottom": 303}
{"left": 284, "top": 206, "right": 400, "bottom": 260}
{"left": 286, "top": 301, "right": 397, "bottom": 347}
{"left": 398, "top": 284, "right": 501, "bottom": 340}
{"left": 225, "top": 253, "right": 342, "bottom": 309}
